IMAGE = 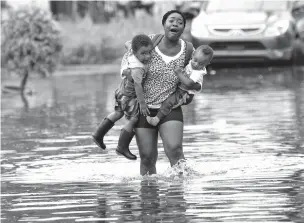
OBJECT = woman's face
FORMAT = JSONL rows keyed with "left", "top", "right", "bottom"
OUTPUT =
{"left": 163, "top": 13, "right": 185, "bottom": 41}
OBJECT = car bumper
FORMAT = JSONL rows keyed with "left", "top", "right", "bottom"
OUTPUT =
{"left": 191, "top": 34, "right": 294, "bottom": 62}
{"left": 211, "top": 48, "right": 293, "bottom": 63}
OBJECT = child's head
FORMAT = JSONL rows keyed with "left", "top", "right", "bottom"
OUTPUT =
{"left": 191, "top": 45, "right": 214, "bottom": 70}
{"left": 131, "top": 34, "right": 153, "bottom": 65}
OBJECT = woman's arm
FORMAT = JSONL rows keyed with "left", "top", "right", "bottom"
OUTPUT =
{"left": 134, "top": 82, "right": 146, "bottom": 104}
{"left": 125, "top": 41, "right": 132, "bottom": 50}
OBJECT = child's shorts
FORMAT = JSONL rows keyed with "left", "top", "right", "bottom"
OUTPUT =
{"left": 114, "top": 89, "right": 139, "bottom": 119}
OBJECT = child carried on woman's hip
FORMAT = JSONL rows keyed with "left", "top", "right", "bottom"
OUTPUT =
{"left": 92, "top": 34, "right": 152, "bottom": 160}
{"left": 146, "top": 45, "right": 214, "bottom": 126}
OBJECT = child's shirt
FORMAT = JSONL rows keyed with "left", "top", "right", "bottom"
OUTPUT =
{"left": 127, "top": 54, "right": 147, "bottom": 85}
{"left": 120, "top": 51, "right": 144, "bottom": 73}
{"left": 128, "top": 54, "right": 145, "bottom": 69}
{"left": 119, "top": 52, "right": 147, "bottom": 97}
{"left": 179, "top": 62, "right": 206, "bottom": 94}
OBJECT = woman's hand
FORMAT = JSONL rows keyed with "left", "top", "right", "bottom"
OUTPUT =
{"left": 125, "top": 41, "right": 132, "bottom": 50}
{"left": 139, "top": 102, "right": 150, "bottom": 116}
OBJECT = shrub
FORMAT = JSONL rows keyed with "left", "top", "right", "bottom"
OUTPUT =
{"left": 1, "top": 6, "right": 62, "bottom": 91}
{"left": 58, "top": 12, "right": 165, "bottom": 65}
{"left": 60, "top": 36, "right": 122, "bottom": 65}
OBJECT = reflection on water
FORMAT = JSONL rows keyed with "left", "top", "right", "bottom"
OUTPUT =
{"left": 1, "top": 66, "right": 304, "bottom": 222}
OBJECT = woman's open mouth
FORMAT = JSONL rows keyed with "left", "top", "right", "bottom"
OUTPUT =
{"left": 169, "top": 28, "right": 179, "bottom": 35}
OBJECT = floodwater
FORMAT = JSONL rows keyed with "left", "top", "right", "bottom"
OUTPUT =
{"left": 1, "top": 65, "right": 304, "bottom": 222}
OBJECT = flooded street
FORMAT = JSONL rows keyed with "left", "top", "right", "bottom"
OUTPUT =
{"left": 1, "top": 65, "right": 304, "bottom": 222}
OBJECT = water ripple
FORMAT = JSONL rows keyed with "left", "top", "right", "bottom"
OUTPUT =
{"left": 2, "top": 69, "right": 304, "bottom": 222}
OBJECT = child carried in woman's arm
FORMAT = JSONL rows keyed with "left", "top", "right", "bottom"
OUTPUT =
{"left": 92, "top": 34, "right": 152, "bottom": 160}
{"left": 146, "top": 45, "right": 214, "bottom": 126}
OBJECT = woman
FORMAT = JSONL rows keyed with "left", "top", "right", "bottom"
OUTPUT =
{"left": 123, "top": 10, "right": 202, "bottom": 175}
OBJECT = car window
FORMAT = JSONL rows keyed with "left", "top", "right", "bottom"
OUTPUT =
{"left": 205, "top": 0, "right": 288, "bottom": 12}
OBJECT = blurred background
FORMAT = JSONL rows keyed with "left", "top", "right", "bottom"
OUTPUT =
{"left": 1, "top": 0, "right": 303, "bottom": 67}
{"left": 1, "top": 0, "right": 174, "bottom": 67}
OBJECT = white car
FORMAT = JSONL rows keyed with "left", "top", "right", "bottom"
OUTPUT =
{"left": 190, "top": 0, "right": 299, "bottom": 63}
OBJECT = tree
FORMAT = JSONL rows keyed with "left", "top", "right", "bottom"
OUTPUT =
{"left": 1, "top": 6, "right": 62, "bottom": 95}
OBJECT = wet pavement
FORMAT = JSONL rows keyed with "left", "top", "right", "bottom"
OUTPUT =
{"left": 1, "top": 65, "right": 304, "bottom": 222}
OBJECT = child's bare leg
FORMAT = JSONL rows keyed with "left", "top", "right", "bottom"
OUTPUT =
{"left": 123, "top": 116, "right": 138, "bottom": 133}
{"left": 107, "top": 111, "right": 124, "bottom": 123}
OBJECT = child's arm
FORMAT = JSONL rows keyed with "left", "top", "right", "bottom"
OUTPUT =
{"left": 174, "top": 67, "right": 196, "bottom": 88}
{"left": 174, "top": 67, "right": 204, "bottom": 91}
{"left": 132, "top": 68, "right": 150, "bottom": 116}
{"left": 125, "top": 41, "right": 132, "bottom": 50}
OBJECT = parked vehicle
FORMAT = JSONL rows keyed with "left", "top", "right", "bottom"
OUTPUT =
{"left": 292, "top": 1, "right": 304, "bottom": 39}
{"left": 190, "top": 0, "right": 299, "bottom": 63}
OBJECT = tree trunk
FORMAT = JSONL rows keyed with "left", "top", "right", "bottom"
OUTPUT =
{"left": 21, "top": 91, "right": 29, "bottom": 109}
{"left": 20, "top": 70, "right": 29, "bottom": 95}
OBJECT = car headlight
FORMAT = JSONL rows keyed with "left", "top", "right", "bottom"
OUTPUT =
{"left": 264, "top": 20, "right": 290, "bottom": 37}
{"left": 191, "top": 17, "right": 209, "bottom": 38}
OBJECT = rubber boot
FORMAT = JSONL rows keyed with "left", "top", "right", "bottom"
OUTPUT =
{"left": 92, "top": 118, "right": 114, "bottom": 149}
{"left": 116, "top": 129, "right": 137, "bottom": 160}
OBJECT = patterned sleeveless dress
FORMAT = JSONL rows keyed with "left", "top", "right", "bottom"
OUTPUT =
{"left": 142, "top": 35, "right": 188, "bottom": 108}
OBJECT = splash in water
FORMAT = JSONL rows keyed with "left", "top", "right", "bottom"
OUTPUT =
{"left": 161, "top": 159, "right": 202, "bottom": 181}
{"left": 119, "top": 159, "right": 202, "bottom": 183}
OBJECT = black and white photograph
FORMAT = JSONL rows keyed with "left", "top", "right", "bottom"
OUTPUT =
{"left": 1, "top": 0, "right": 304, "bottom": 222}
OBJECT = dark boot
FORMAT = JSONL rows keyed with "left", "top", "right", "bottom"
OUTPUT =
{"left": 116, "top": 129, "right": 137, "bottom": 160}
{"left": 92, "top": 118, "right": 114, "bottom": 149}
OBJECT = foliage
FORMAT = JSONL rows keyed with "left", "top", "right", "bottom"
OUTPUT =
{"left": 59, "top": 11, "right": 165, "bottom": 65}
{"left": 60, "top": 36, "right": 121, "bottom": 65}
{"left": 1, "top": 6, "right": 63, "bottom": 77}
